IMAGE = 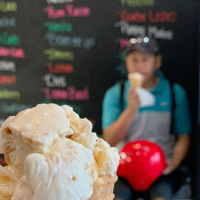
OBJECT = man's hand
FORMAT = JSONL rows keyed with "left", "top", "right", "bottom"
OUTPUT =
{"left": 162, "top": 159, "right": 178, "bottom": 175}
{"left": 103, "top": 87, "right": 139, "bottom": 146}
{"left": 162, "top": 135, "right": 190, "bottom": 176}
{"left": 128, "top": 87, "right": 140, "bottom": 112}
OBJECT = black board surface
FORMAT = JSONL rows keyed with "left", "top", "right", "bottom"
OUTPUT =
{"left": 0, "top": 0, "right": 198, "bottom": 137}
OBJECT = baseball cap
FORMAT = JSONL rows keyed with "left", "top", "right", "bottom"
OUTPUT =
{"left": 124, "top": 36, "right": 160, "bottom": 56}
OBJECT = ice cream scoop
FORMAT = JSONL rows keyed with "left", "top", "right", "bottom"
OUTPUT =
{"left": 0, "top": 165, "right": 19, "bottom": 199}
{"left": 0, "top": 104, "right": 74, "bottom": 178}
{"left": 12, "top": 139, "right": 98, "bottom": 200}
{"left": 0, "top": 103, "right": 120, "bottom": 200}
{"left": 128, "top": 72, "right": 145, "bottom": 88}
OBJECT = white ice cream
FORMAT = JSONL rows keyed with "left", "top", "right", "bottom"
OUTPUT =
{"left": 94, "top": 139, "right": 120, "bottom": 176}
{"left": 0, "top": 104, "right": 73, "bottom": 178}
{"left": 0, "top": 165, "right": 19, "bottom": 197}
{"left": 62, "top": 105, "right": 98, "bottom": 151}
{"left": 0, "top": 103, "right": 119, "bottom": 200}
{"left": 11, "top": 139, "right": 98, "bottom": 200}
{"left": 128, "top": 72, "right": 145, "bottom": 88}
{"left": 62, "top": 105, "right": 120, "bottom": 175}
{"left": 128, "top": 72, "right": 144, "bottom": 81}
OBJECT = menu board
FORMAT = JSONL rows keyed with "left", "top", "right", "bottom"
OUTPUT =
{"left": 0, "top": 0, "right": 198, "bottom": 137}
{"left": 0, "top": 0, "right": 97, "bottom": 128}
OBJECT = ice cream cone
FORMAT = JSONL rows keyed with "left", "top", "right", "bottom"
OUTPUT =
{"left": 89, "top": 174, "right": 118, "bottom": 200}
{"left": 0, "top": 166, "right": 19, "bottom": 200}
{"left": 128, "top": 72, "right": 144, "bottom": 88}
{"left": 0, "top": 192, "right": 12, "bottom": 200}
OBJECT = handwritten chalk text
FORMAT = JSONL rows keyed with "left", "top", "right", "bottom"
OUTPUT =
{"left": 119, "top": 10, "right": 177, "bottom": 23}
{"left": 0, "top": 47, "right": 25, "bottom": 58}
{"left": 0, "top": 17, "right": 16, "bottom": 27}
{"left": 45, "top": 62, "right": 74, "bottom": 74}
{"left": 43, "top": 87, "right": 89, "bottom": 101}
{"left": 43, "top": 22, "right": 73, "bottom": 33}
{"left": 0, "top": 89, "right": 20, "bottom": 99}
{"left": 44, "top": 49, "right": 74, "bottom": 61}
{"left": 148, "top": 26, "right": 173, "bottom": 40}
{"left": 44, "top": 32, "right": 96, "bottom": 50}
{"left": 65, "top": 4, "right": 90, "bottom": 17}
{"left": 118, "top": 31, "right": 173, "bottom": 49}
{"left": 0, "top": 61, "right": 16, "bottom": 72}
{"left": 44, "top": 4, "right": 90, "bottom": 18}
{"left": 47, "top": 0, "right": 73, "bottom": 4}
{"left": 148, "top": 10, "right": 177, "bottom": 23}
{"left": 0, "top": 75, "right": 16, "bottom": 85}
{"left": 0, "top": 32, "right": 20, "bottom": 46}
{"left": 0, "top": 1, "right": 17, "bottom": 12}
{"left": 115, "top": 21, "right": 145, "bottom": 36}
{"left": 42, "top": 74, "right": 67, "bottom": 87}
{"left": 44, "top": 6, "right": 66, "bottom": 18}
{"left": 117, "top": 0, "right": 155, "bottom": 7}
{"left": 0, "top": 103, "right": 31, "bottom": 114}
{"left": 115, "top": 21, "right": 174, "bottom": 39}
{"left": 120, "top": 10, "right": 146, "bottom": 22}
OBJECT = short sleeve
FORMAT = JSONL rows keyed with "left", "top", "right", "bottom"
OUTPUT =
{"left": 174, "top": 83, "right": 191, "bottom": 135}
{"left": 102, "top": 84, "right": 122, "bottom": 130}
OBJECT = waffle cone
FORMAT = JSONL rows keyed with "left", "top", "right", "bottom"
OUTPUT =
{"left": 89, "top": 174, "right": 118, "bottom": 200}
{"left": 128, "top": 73, "right": 144, "bottom": 88}
{"left": 0, "top": 166, "right": 19, "bottom": 200}
{"left": 0, "top": 192, "right": 12, "bottom": 200}
{"left": 0, "top": 174, "right": 118, "bottom": 200}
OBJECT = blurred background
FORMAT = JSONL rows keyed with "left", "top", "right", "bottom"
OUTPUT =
{"left": 0, "top": 0, "right": 199, "bottom": 198}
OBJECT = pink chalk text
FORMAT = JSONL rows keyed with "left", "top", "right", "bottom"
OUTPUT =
{"left": 0, "top": 47, "right": 25, "bottom": 58}
{"left": 43, "top": 87, "right": 89, "bottom": 101}
{"left": 44, "top": 4, "right": 90, "bottom": 19}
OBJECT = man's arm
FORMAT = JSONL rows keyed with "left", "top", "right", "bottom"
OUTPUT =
{"left": 103, "top": 87, "right": 140, "bottom": 147}
{"left": 162, "top": 84, "right": 191, "bottom": 175}
{"left": 103, "top": 107, "right": 136, "bottom": 147}
{"left": 162, "top": 134, "right": 190, "bottom": 175}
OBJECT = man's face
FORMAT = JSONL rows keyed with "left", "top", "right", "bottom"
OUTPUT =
{"left": 125, "top": 50, "right": 161, "bottom": 84}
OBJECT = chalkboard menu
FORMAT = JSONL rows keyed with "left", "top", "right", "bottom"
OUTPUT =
{"left": 0, "top": 0, "right": 198, "bottom": 139}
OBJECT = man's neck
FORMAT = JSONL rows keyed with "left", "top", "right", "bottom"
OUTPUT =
{"left": 143, "top": 76, "right": 159, "bottom": 89}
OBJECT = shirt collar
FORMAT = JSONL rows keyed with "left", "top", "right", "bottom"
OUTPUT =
{"left": 150, "top": 70, "right": 166, "bottom": 94}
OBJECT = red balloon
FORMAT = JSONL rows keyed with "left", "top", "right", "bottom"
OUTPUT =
{"left": 117, "top": 140, "right": 166, "bottom": 191}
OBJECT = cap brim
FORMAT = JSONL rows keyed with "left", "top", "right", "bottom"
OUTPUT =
{"left": 125, "top": 45, "right": 152, "bottom": 56}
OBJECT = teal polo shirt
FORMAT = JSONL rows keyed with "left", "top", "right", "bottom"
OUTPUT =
{"left": 102, "top": 72, "right": 191, "bottom": 158}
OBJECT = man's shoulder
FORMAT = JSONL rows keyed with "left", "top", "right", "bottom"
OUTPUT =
{"left": 164, "top": 79, "right": 188, "bottom": 103}
{"left": 161, "top": 77, "right": 186, "bottom": 95}
{"left": 105, "top": 83, "right": 119, "bottom": 94}
{"left": 173, "top": 82, "right": 186, "bottom": 93}
{"left": 105, "top": 80, "right": 128, "bottom": 96}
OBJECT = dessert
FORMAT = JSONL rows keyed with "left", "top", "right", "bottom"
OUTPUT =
{"left": 0, "top": 166, "right": 19, "bottom": 200}
{"left": 0, "top": 104, "right": 119, "bottom": 200}
{"left": 128, "top": 72, "right": 145, "bottom": 88}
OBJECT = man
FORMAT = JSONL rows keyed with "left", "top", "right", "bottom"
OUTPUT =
{"left": 102, "top": 36, "right": 191, "bottom": 200}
